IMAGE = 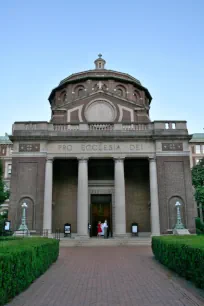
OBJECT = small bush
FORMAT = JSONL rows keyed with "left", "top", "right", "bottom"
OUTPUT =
{"left": 0, "top": 238, "right": 59, "bottom": 305}
{"left": 152, "top": 235, "right": 204, "bottom": 289}
{"left": 195, "top": 217, "right": 204, "bottom": 235}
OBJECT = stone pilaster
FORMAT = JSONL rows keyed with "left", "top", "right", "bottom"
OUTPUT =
{"left": 149, "top": 157, "right": 160, "bottom": 236}
{"left": 114, "top": 158, "right": 126, "bottom": 235}
{"left": 43, "top": 158, "right": 53, "bottom": 233}
{"left": 77, "top": 158, "right": 89, "bottom": 236}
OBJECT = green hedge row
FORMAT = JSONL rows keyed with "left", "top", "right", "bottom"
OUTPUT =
{"left": 195, "top": 217, "right": 204, "bottom": 235}
{"left": 0, "top": 238, "right": 59, "bottom": 305}
{"left": 0, "top": 236, "right": 23, "bottom": 241}
{"left": 152, "top": 236, "right": 204, "bottom": 289}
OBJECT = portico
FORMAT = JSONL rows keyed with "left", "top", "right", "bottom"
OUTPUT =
{"left": 42, "top": 153, "right": 160, "bottom": 237}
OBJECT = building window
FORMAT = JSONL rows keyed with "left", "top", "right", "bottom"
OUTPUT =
{"left": 78, "top": 88, "right": 84, "bottom": 98}
{"left": 115, "top": 85, "right": 126, "bottom": 98}
{"left": 116, "top": 88, "right": 123, "bottom": 96}
{"left": 195, "top": 145, "right": 201, "bottom": 154}
{"left": 8, "top": 164, "right": 12, "bottom": 175}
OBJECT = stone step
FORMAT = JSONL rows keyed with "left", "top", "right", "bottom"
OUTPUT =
{"left": 60, "top": 238, "right": 151, "bottom": 247}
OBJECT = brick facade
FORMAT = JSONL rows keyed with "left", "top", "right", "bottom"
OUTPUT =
{"left": 157, "top": 156, "right": 196, "bottom": 233}
{"left": 9, "top": 157, "right": 46, "bottom": 231}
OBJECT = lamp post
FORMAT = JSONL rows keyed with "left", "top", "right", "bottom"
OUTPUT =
{"left": 18, "top": 202, "right": 29, "bottom": 232}
{"left": 174, "top": 201, "right": 185, "bottom": 230}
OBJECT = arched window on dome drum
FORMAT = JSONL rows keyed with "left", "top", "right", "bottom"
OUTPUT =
{"left": 115, "top": 85, "right": 126, "bottom": 98}
{"left": 60, "top": 91, "right": 67, "bottom": 103}
{"left": 78, "top": 88, "right": 84, "bottom": 98}
{"left": 74, "top": 85, "right": 85, "bottom": 99}
{"left": 133, "top": 90, "right": 141, "bottom": 103}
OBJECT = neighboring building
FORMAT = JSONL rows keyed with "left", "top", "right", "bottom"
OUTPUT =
{"left": 9, "top": 55, "right": 196, "bottom": 235}
{"left": 189, "top": 133, "right": 204, "bottom": 167}
{"left": 0, "top": 134, "right": 13, "bottom": 213}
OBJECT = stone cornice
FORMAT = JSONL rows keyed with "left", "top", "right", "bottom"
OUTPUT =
{"left": 10, "top": 133, "right": 190, "bottom": 142}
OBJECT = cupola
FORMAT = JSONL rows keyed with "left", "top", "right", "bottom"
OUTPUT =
{"left": 94, "top": 53, "right": 106, "bottom": 69}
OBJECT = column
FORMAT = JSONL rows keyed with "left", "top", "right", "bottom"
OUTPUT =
{"left": 149, "top": 157, "right": 160, "bottom": 236}
{"left": 114, "top": 158, "right": 126, "bottom": 235}
{"left": 43, "top": 158, "right": 53, "bottom": 233}
{"left": 77, "top": 158, "right": 88, "bottom": 236}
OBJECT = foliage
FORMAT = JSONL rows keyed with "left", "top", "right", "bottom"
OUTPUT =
{"left": 152, "top": 235, "right": 204, "bottom": 289}
{"left": 0, "top": 236, "right": 22, "bottom": 241}
{"left": 0, "top": 238, "right": 59, "bottom": 305}
{"left": 192, "top": 158, "right": 204, "bottom": 206}
{"left": 0, "top": 211, "right": 9, "bottom": 235}
{"left": 195, "top": 217, "right": 204, "bottom": 235}
{"left": 0, "top": 159, "right": 9, "bottom": 205}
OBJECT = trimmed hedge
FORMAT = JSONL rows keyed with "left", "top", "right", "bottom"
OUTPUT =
{"left": 195, "top": 217, "right": 204, "bottom": 235}
{"left": 0, "top": 236, "right": 23, "bottom": 241}
{"left": 152, "top": 236, "right": 204, "bottom": 289}
{"left": 0, "top": 238, "right": 59, "bottom": 305}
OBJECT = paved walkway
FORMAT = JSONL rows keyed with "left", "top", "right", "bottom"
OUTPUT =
{"left": 7, "top": 247, "right": 204, "bottom": 306}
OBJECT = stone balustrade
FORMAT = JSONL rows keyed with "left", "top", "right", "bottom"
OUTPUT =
{"left": 53, "top": 124, "right": 79, "bottom": 131}
{"left": 89, "top": 124, "right": 114, "bottom": 131}
{"left": 11, "top": 121, "right": 188, "bottom": 136}
{"left": 122, "top": 123, "right": 153, "bottom": 131}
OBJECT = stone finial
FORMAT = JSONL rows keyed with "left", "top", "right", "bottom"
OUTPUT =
{"left": 94, "top": 54, "right": 106, "bottom": 69}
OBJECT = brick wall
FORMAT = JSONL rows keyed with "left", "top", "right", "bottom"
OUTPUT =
{"left": 157, "top": 156, "right": 196, "bottom": 233}
{"left": 52, "top": 159, "right": 78, "bottom": 232}
{"left": 9, "top": 157, "right": 46, "bottom": 231}
{"left": 125, "top": 159, "right": 150, "bottom": 232}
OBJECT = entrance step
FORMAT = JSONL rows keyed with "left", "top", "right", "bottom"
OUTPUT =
{"left": 60, "top": 237, "right": 151, "bottom": 247}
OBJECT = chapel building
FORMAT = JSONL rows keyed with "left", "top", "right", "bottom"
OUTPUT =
{"left": 9, "top": 55, "right": 196, "bottom": 236}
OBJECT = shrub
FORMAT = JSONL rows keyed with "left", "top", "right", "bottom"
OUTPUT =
{"left": 0, "top": 236, "right": 22, "bottom": 241}
{"left": 0, "top": 238, "right": 59, "bottom": 305}
{"left": 152, "top": 236, "right": 204, "bottom": 289}
{"left": 195, "top": 217, "right": 204, "bottom": 235}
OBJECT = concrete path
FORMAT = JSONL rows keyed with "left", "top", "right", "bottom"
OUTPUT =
{"left": 6, "top": 247, "right": 204, "bottom": 306}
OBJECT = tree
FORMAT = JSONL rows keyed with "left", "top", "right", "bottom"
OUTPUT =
{"left": 192, "top": 158, "right": 204, "bottom": 207}
{"left": 0, "top": 159, "right": 10, "bottom": 234}
{"left": 0, "top": 159, "right": 9, "bottom": 205}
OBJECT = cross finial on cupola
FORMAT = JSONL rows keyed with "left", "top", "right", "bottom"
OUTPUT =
{"left": 94, "top": 53, "right": 106, "bottom": 69}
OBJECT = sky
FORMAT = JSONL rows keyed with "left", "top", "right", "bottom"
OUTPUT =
{"left": 0, "top": 0, "right": 204, "bottom": 135}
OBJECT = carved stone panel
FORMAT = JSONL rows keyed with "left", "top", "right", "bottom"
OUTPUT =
{"left": 162, "top": 143, "right": 183, "bottom": 151}
{"left": 19, "top": 144, "right": 40, "bottom": 152}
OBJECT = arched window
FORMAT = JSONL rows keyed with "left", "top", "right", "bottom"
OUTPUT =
{"left": 115, "top": 85, "right": 126, "bottom": 98}
{"left": 133, "top": 89, "right": 142, "bottom": 104}
{"left": 116, "top": 88, "right": 123, "bottom": 96}
{"left": 60, "top": 91, "right": 67, "bottom": 103}
{"left": 74, "top": 85, "right": 85, "bottom": 99}
{"left": 78, "top": 88, "right": 84, "bottom": 98}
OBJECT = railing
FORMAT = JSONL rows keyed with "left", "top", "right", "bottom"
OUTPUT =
{"left": 12, "top": 121, "right": 188, "bottom": 133}
{"left": 53, "top": 124, "right": 79, "bottom": 131}
{"left": 122, "top": 123, "right": 153, "bottom": 131}
{"left": 54, "top": 228, "right": 61, "bottom": 240}
{"left": 89, "top": 123, "right": 114, "bottom": 131}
